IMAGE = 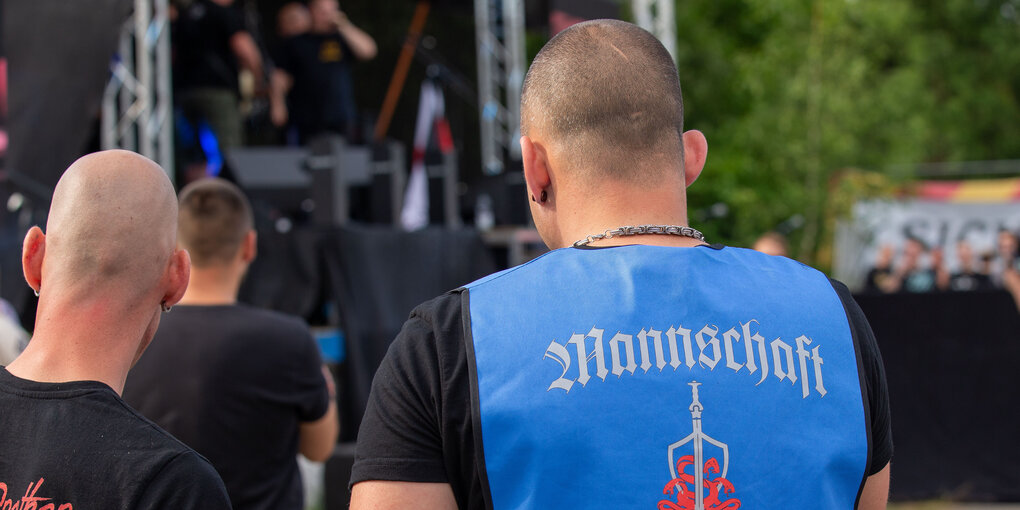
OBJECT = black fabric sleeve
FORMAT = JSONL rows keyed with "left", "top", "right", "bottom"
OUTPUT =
{"left": 350, "top": 299, "right": 450, "bottom": 485}
{"left": 137, "top": 451, "right": 231, "bottom": 509}
{"left": 350, "top": 292, "right": 481, "bottom": 509}
{"left": 831, "top": 279, "right": 893, "bottom": 475}
{"left": 292, "top": 323, "right": 331, "bottom": 422}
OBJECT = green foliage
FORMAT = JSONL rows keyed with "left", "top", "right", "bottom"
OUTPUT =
{"left": 670, "top": 0, "right": 1020, "bottom": 267}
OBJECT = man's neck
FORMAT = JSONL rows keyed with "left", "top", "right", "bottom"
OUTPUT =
{"left": 554, "top": 179, "right": 702, "bottom": 249}
{"left": 179, "top": 265, "right": 242, "bottom": 306}
{"left": 6, "top": 293, "right": 151, "bottom": 395}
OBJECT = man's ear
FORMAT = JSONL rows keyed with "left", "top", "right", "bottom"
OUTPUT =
{"left": 162, "top": 249, "right": 191, "bottom": 308}
{"left": 22, "top": 226, "right": 45, "bottom": 294}
{"left": 240, "top": 230, "right": 257, "bottom": 263}
{"left": 521, "top": 136, "right": 552, "bottom": 202}
{"left": 681, "top": 129, "right": 708, "bottom": 187}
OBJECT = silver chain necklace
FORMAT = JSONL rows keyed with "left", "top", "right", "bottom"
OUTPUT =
{"left": 573, "top": 224, "right": 706, "bottom": 247}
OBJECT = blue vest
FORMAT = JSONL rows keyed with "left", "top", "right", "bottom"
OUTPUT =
{"left": 465, "top": 245, "right": 869, "bottom": 509}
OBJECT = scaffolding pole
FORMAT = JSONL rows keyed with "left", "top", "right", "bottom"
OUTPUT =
{"left": 101, "top": 0, "right": 174, "bottom": 176}
{"left": 632, "top": 0, "right": 677, "bottom": 62}
{"left": 474, "top": 0, "right": 526, "bottom": 175}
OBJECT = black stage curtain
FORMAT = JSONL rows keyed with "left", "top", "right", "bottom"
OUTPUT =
{"left": 238, "top": 225, "right": 324, "bottom": 319}
{"left": 855, "top": 290, "right": 1020, "bottom": 502}
{"left": 236, "top": 223, "right": 498, "bottom": 443}
{"left": 4, "top": 0, "right": 130, "bottom": 201}
{"left": 1, "top": 0, "right": 130, "bottom": 325}
{"left": 322, "top": 225, "right": 497, "bottom": 442}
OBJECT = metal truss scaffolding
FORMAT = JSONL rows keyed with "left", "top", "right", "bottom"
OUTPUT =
{"left": 474, "top": 0, "right": 526, "bottom": 175}
{"left": 101, "top": 0, "right": 174, "bottom": 174}
{"left": 632, "top": 0, "right": 677, "bottom": 62}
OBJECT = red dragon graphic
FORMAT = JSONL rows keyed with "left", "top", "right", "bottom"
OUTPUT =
{"left": 657, "top": 455, "right": 741, "bottom": 510}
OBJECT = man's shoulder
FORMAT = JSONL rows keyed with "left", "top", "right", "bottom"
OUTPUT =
{"left": 0, "top": 391, "right": 228, "bottom": 508}
{"left": 0, "top": 380, "right": 201, "bottom": 463}
{"left": 176, "top": 304, "right": 310, "bottom": 335}
{"left": 101, "top": 388, "right": 207, "bottom": 457}
{"left": 410, "top": 290, "right": 467, "bottom": 322}
{"left": 102, "top": 393, "right": 227, "bottom": 492}
{"left": 129, "top": 430, "right": 231, "bottom": 507}
{"left": 385, "top": 291, "right": 469, "bottom": 375}
{"left": 400, "top": 291, "right": 468, "bottom": 352}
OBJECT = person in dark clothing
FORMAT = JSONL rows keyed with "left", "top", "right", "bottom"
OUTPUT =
{"left": 123, "top": 178, "right": 338, "bottom": 510}
{"left": 270, "top": 0, "right": 376, "bottom": 143}
{"left": 174, "top": 0, "right": 263, "bottom": 150}
{"left": 1, "top": 150, "right": 229, "bottom": 509}
{"left": 998, "top": 229, "right": 1020, "bottom": 311}
{"left": 863, "top": 244, "right": 895, "bottom": 293}
{"left": 949, "top": 240, "right": 992, "bottom": 291}
{"left": 992, "top": 228, "right": 1020, "bottom": 287}
{"left": 349, "top": 20, "right": 892, "bottom": 510}
{"left": 888, "top": 237, "right": 935, "bottom": 293}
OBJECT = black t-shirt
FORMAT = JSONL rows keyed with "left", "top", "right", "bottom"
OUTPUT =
{"left": 275, "top": 32, "right": 357, "bottom": 140}
{"left": 0, "top": 368, "right": 230, "bottom": 509}
{"left": 123, "top": 304, "right": 330, "bottom": 510}
{"left": 351, "top": 247, "right": 894, "bottom": 509}
{"left": 173, "top": 0, "right": 244, "bottom": 92}
{"left": 949, "top": 271, "right": 992, "bottom": 292}
{"left": 862, "top": 267, "right": 891, "bottom": 294}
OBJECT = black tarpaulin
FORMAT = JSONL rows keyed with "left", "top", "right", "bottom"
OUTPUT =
{"left": 855, "top": 290, "right": 1020, "bottom": 502}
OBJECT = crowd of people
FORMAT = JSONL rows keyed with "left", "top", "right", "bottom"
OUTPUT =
{"left": 863, "top": 230, "right": 1020, "bottom": 295}
{"left": 4, "top": 18, "right": 906, "bottom": 510}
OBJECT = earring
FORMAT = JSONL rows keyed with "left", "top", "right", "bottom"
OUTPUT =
{"left": 160, "top": 301, "right": 172, "bottom": 313}
{"left": 33, "top": 288, "right": 39, "bottom": 297}
{"left": 540, "top": 190, "right": 548, "bottom": 203}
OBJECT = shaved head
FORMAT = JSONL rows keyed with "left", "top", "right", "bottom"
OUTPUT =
{"left": 521, "top": 20, "right": 684, "bottom": 184}
{"left": 44, "top": 150, "right": 179, "bottom": 301}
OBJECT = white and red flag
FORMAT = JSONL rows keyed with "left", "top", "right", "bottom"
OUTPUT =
{"left": 401, "top": 80, "right": 454, "bottom": 231}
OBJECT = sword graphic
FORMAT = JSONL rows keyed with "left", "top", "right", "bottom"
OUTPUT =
{"left": 667, "top": 382, "right": 729, "bottom": 510}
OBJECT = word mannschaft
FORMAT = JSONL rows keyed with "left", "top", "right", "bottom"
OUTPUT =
{"left": 543, "top": 320, "right": 828, "bottom": 399}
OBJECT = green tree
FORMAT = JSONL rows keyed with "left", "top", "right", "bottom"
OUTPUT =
{"left": 674, "top": 0, "right": 1020, "bottom": 268}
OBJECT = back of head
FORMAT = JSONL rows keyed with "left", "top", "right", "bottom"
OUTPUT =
{"left": 278, "top": 2, "right": 311, "bottom": 37}
{"left": 44, "top": 150, "right": 179, "bottom": 302}
{"left": 521, "top": 19, "right": 684, "bottom": 184}
{"left": 177, "top": 178, "right": 254, "bottom": 268}
{"left": 753, "top": 232, "right": 789, "bottom": 257}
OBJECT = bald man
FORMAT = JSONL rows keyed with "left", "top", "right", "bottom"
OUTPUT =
{"left": 350, "top": 21, "right": 891, "bottom": 510}
{"left": 0, "top": 150, "right": 230, "bottom": 508}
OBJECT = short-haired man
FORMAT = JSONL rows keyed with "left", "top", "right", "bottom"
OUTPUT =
{"left": 0, "top": 150, "right": 230, "bottom": 508}
{"left": 350, "top": 20, "right": 891, "bottom": 509}
{"left": 270, "top": 0, "right": 377, "bottom": 143}
{"left": 123, "top": 178, "right": 338, "bottom": 510}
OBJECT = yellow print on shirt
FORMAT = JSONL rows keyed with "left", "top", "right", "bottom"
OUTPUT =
{"left": 319, "top": 40, "right": 344, "bottom": 62}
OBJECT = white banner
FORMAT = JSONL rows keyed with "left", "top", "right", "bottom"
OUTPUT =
{"left": 834, "top": 200, "right": 1020, "bottom": 289}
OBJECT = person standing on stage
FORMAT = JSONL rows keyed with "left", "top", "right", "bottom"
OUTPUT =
{"left": 174, "top": 0, "right": 264, "bottom": 150}
{"left": 271, "top": 0, "right": 377, "bottom": 144}
{"left": 0, "top": 150, "right": 230, "bottom": 509}
{"left": 350, "top": 20, "right": 891, "bottom": 510}
{"left": 123, "top": 177, "right": 338, "bottom": 510}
